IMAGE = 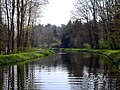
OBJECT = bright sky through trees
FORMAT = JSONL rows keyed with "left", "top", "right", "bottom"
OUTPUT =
{"left": 41, "top": 0, "right": 75, "bottom": 26}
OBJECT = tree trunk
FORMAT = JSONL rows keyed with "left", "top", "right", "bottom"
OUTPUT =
{"left": 0, "top": 0, "right": 2, "bottom": 54}
{"left": 91, "top": 0, "right": 99, "bottom": 49}
{"left": 86, "top": 18, "right": 94, "bottom": 49}
{"left": 5, "top": 0, "right": 10, "bottom": 54}
{"left": 11, "top": 0, "right": 15, "bottom": 53}
{"left": 20, "top": 0, "right": 24, "bottom": 50}
{"left": 17, "top": 0, "right": 20, "bottom": 51}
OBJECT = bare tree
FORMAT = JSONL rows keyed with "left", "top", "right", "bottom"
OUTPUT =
{"left": 90, "top": 0, "right": 99, "bottom": 49}
{"left": 72, "top": 0, "right": 94, "bottom": 48}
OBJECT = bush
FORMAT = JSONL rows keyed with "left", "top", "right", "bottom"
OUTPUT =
{"left": 99, "top": 38, "right": 109, "bottom": 49}
{"left": 83, "top": 43, "right": 91, "bottom": 49}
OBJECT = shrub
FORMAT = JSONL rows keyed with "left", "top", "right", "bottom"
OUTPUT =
{"left": 83, "top": 43, "right": 91, "bottom": 49}
{"left": 99, "top": 38, "right": 109, "bottom": 49}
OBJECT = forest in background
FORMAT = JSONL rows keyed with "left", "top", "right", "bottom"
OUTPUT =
{"left": 32, "top": 0, "right": 120, "bottom": 50}
{"left": 32, "top": 24, "right": 65, "bottom": 48}
{"left": 63, "top": 0, "right": 120, "bottom": 49}
{"left": 0, "top": 0, "right": 120, "bottom": 55}
{"left": 25, "top": 0, "right": 120, "bottom": 49}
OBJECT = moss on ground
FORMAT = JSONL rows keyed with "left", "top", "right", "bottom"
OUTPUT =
{"left": 0, "top": 49, "right": 55, "bottom": 65}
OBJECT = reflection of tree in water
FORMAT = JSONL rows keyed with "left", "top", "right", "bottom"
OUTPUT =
{"left": 61, "top": 53, "right": 93, "bottom": 77}
{"left": 34, "top": 54, "right": 63, "bottom": 69}
{"left": 0, "top": 67, "right": 3, "bottom": 90}
{"left": 0, "top": 63, "right": 43, "bottom": 90}
{"left": 61, "top": 53, "right": 120, "bottom": 90}
{"left": 0, "top": 53, "right": 119, "bottom": 90}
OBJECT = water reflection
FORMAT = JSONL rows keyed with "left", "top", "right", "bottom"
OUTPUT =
{"left": 0, "top": 53, "right": 120, "bottom": 90}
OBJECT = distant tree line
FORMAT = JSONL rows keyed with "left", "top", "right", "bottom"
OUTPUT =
{"left": 62, "top": 0, "right": 120, "bottom": 49}
{"left": 0, "top": 0, "right": 48, "bottom": 54}
{"left": 32, "top": 24, "right": 65, "bottom": 48}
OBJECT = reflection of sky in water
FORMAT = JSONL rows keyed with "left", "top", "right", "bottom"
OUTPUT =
{"left": 32, "top": 65, "right": 110, "bottom": 90}
{"left": 34, "top": 66, "right": 71, "bottom": 90}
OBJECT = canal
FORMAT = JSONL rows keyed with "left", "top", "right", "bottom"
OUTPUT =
{"left": 0, "top": 52, "right": 120, "bottom": 90}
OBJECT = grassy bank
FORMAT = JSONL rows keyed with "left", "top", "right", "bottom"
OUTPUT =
{"left": 0, "top": 49, "right": 55, "bottom": 65}
{"left": 62, "top": 48, "right": 120, "bottom": 69}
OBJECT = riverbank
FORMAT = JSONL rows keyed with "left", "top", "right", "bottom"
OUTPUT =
{"left": 0, "top": 49, "right": 55, "bottom": 65}
{"left": 62, "top": 48, "right": 120, "bottom": 69}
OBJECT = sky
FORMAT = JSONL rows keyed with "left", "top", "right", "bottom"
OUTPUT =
{"left": 40, "top": 0, "right": 75, "bottom": 26}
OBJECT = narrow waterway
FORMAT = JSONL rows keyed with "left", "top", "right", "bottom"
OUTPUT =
{"left": 0, "top": 52, "right": 120, "bottom": 90}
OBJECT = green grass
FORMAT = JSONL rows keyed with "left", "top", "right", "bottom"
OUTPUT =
{"left": 0, "top": 49, "right": 55, "bottom": 65}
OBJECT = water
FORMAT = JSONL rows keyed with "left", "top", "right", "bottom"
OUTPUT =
{"left": 0, "top": 52, "right": 120, "bottom": 90}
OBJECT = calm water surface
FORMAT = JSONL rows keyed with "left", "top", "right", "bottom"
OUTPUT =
{"left": 0, "top": 52, "right": 120, "bottom": 90}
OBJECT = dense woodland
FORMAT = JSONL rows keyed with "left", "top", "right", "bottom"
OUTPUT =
{"left": 0, "top": 0, "right": 48, "bottom": 54}
{"left": 32, "top": 24, "right": 65, "bottom": 48}
{"left": 62, "top": 0, "right": 120, "bottom": 49}
{"left": 64, "top": 0, "right": 120, "bottom": 49}
{"left": 0, "top": 0, "right": 120, "bottom": 55}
